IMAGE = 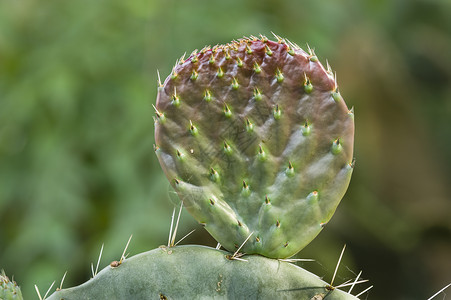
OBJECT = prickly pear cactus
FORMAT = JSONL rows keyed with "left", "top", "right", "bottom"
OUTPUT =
{"left": 0, "top": 271, "right": 23, "bottom": 300}
{"left": 154, "top": 35, "right": 354, "bottom": 258}
{"left": 47, "top": 245, "right": 359, "bottom": 300}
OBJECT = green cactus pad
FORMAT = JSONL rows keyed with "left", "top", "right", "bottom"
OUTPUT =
{"left": 155, "top": 36, "right": 354, "bottom": 258}
{"left": 47, "top": 245, "right": 359, "bottom": 300}
{"left": 0, "top": 271, "right": 23, "bottom": 300}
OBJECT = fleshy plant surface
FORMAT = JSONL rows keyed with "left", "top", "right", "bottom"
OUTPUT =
{"left": 154, "top": 35, "right": 354, "bottom": 258}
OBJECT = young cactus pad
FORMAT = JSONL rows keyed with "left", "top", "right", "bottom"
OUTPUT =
{"left": 154, "top": 35, "right": 354, "bottom": 258}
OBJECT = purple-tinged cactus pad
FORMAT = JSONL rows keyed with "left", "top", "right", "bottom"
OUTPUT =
{"left": 154, "top": 35, "right": 354, "bottom": 258}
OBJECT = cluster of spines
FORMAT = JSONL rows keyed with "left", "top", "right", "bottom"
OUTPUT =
{"left": 167, "top": 33, "right": 319, "bottom": 82}
{"left": 158, "top": 35, "right": 345, "bottom": 114}
{"left": 0, "top": 272, "right": 22, "bottom": 299}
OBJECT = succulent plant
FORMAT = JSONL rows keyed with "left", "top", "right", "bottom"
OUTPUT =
{"left": 2, "top": 34, "right": 363, "bottom": 300}
{"left": 1, "top": 271, "right": 23, "bottom": 300}
{"left": 154, "top": 35, "right": 354, "bottom": 258}
{"left": 47, "top": 245, "right": 359, "bottom": 300}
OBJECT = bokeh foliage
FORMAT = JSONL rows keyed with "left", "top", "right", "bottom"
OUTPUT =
{"left": 0, "top": 0, "right": 450, "bottom": 299}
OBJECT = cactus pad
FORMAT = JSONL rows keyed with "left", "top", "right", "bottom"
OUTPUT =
{"left": 155, "top": 35, "right": 354, "bottom": 258}
{"left": 47, "top": 245, "right": 359, "bottom": 299}
{"left": 0, "top": 271, "right": 23, "bottom": 300}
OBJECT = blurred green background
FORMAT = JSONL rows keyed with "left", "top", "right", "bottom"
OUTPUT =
{"left": 1, "top": 0, "right": 450, "bottom": 299}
